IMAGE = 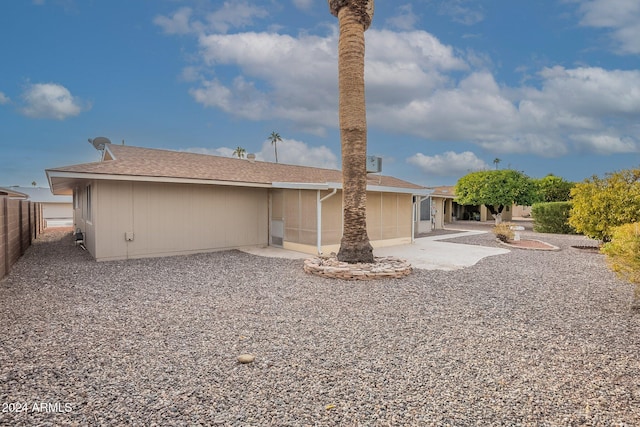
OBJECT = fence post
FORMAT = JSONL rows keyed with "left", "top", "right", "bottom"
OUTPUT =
{"left": 19, "top": 201, "right": 24, "bottom": 255}
{"left": 2, "top": 197, "right": 8, "bottom": 279}
{"left": 29, "top": 201, "right": 33, "bottom": 244}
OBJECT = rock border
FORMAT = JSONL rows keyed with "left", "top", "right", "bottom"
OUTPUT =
{"left": 304, "top": 256, "right": 412, "bottom": 280}
{"left": 498, "top": 238, "right": 560, "bottom": 251}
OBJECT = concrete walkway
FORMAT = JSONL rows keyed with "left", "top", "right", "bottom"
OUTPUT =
{"left": 240, "top": 230, "right": 510, "bottom": 271}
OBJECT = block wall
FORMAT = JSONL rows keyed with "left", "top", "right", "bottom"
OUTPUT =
{"left": 0, "top": 197, "right": 43, "bottom": 280}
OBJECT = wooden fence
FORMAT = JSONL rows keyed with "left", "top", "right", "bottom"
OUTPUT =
{"left": 0, "top": 196, "right": 44, "bottom": 280}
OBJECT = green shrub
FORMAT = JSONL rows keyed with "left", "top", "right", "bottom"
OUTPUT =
{"left": 492, "top": 222, "right": 515, "bottom": 242}
{"left": 531, "top": 202, "right": 575, "bottom": 234}
{"left": 601, "top": 222, "right": 640, "bottom": 310}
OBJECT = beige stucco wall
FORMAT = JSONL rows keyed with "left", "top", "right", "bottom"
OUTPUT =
{"left": 480, "top": 205, "right": 513, "bottom": 222}
{"left": 367, "top": 192, "right": 412, "bottom": 241}
{"left": 283, "top": 189, "right": 318, "bottom": 246}
{"left": 430, "top": 196, "right": 455, "bottom": 230}
{"left": 512, "top": 205, "right": 531, "bottom": 217}
{"left": 42, "top": 202, "right": 73, "bottom": 220}
{"left": 73, "top": 181, "right": 416, "bottom": 260}
{"left": 90, "top": 181, "right": 268, "bottom": 261}
{"left": 280, "top": 189, "right": 413, "bottom": 254}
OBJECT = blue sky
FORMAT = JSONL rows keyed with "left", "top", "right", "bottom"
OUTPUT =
{"left": 1, "top": 0, "right": 639, "bottom": 188}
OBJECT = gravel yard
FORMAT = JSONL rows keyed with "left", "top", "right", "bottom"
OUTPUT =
{"left": 1, "top": 228, "right": 639, "bottom": 426}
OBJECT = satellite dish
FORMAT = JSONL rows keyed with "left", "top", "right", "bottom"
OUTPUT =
{"left": 88, "top": 136, "right": 111, "bottom": 151}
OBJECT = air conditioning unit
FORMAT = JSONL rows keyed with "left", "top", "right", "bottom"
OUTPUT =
{"left": 366, "top": 156, "right": 382, "bottom": 173}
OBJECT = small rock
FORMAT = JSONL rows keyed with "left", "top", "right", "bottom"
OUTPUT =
{"left": 237, "top": 354, "right": 255, "bottom": 364}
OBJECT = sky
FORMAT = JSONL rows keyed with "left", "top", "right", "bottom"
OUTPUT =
{"left": 1, "top": 0, "right": 639, "bottom": 189}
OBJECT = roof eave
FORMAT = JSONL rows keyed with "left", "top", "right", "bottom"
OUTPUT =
{"left": 0, "top": 187, "right": 29, "bottom": 199}
{"left": 45, "top": 170, "right": 273, "bottom": 194}
{"left": 45, "top": 171, "right": 431, "bottom": 196}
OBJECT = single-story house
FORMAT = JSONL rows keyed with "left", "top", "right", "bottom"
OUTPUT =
{"left": 46, "top": 143, "right": 431, "bottom": 261}
{"left": 421, "top": 186, "right": 515, "bottom": 231}
{"left": 3, "top": 186, "right": 73, "bottom": 227}
{"left": 0, "top": 187, "right": 28, "bottom": 199}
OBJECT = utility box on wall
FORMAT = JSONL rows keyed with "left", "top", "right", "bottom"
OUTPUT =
{"left": 366, "top": 156, "right": 382, "bottom": 173}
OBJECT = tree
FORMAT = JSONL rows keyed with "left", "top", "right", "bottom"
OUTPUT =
{"left": 268, "top": 131, "right": 282, "bottom": 163}
{"left": 31, "top": 181, "right": 37, "bottom": 187}
{"left": 455, "top": 169, "right": 539, "bottom": 224}
{"left": 232, "top": 146, "right": 246, "bottom": 159}
{"left": 569, "top": 168, "right": 640, "bottom": 242}
{"left": 493, "top": 158, "right": 501, "bottom": 170}
{"left": 534, "top": 174, "right": 574, "bottom": 202}
{"left": 328, "top": 0, "right": 375, "bottom": 263}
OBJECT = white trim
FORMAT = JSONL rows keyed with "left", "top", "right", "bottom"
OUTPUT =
{"left": 316, "top": 188, "right": 338, "bottom": 255}
{"left": 46, "top": 171, "right": 432, "bottom": 195}
{"left": 367, "top": 185, "right": 432, "bottom": 195}
{"left": 272, "top": 182, "right": 329, "bottom": 190}
{"left": 46, "top": 171, "right": 272, "bottom": 190}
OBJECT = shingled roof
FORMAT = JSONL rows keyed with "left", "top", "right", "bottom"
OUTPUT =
{"left": 47, "top": 144, "right": 427, "bottom": 195}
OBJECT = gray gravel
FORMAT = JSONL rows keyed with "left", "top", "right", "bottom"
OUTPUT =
{"left": 1, "top": 228, "right": 639, "bottom": 426}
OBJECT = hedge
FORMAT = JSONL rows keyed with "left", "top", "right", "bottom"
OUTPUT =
{"left": 531, "top": 202, "right": 575, "bottom": 234}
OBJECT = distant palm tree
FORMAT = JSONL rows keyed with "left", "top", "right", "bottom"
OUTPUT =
{"left": 232, "top": 146, "right": 246, "bottom": 159}
{"left": 268, "top": 131, "right": 282, "bottom": 163}
{"left": 31, "top": 181, "right": 37, "bottom": 187}
{"left": 493, "top": 158, "right": 501, "bottom": 169}
{"left": 328, "top": 0, "right": 375, "bottom": 263}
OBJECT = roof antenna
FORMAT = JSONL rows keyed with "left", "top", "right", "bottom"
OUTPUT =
{"left": 88, "top": 136, "right": 111, "bottom": 151}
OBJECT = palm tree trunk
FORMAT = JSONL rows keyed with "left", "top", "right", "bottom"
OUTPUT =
{"left": 336, "top": 5, "right": 374, "bottom": 263}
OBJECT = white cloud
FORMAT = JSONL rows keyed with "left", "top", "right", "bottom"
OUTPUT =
{"left": 190, "top": 28, "right": 466, "bottom": 130}
{"left": 386, "top": 4, "right": 419, "bottom": 31}
{"left": 371, "top": 71, "right": 519, "bottom": 144}
{"left": 407, "top": 151, "right": 489, "bottom": 176}
{"left": 155, "top": 2, "right": 267, "bottom": 35}
{"left": 259, "top": 139, "right": 338, "bottom": 169}
{"left": 160, "top": 8, "right": 640, "bottom": 159}
{"left": 534, "top": 66, "right": 640, "bottom": 116}
{"left": 20, "top": 83, "right": 88, "bottom": 120}
{"left": 184, "top": 139, "right": 338, "bottom": 169}
{"left": 154, "top": 7, "right": 195, "bottom": 35}
{"left": 570, "top": 133, "right": 639, "bottom": 154}
{"left": 574, "top": 0, "right": 640, "bottom": 54}
{"left": 192, "top": 31, "right": 338, "bottom": 128}
{"left": 292, "top": 0, "right": 313, "bottom": 11}
{"left": 476, "top": 134, "right": 570, "bottom": 157}
{"left": 438, "top": 0, "right": 484, "bottom": 26}
{"left": 372, "top": 66, "right": 640, "bottom": 157}
{"left": 205, "top": 2, "right": 268, "bottom": 33}
{"left": 0, "top": 92, "right": 10, "bottom": 104}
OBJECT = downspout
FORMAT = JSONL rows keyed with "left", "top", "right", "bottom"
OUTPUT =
{"left": 317, "top": 188, "right": 338, "bottom": 255}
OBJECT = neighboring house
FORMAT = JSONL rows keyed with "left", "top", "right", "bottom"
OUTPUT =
{"left": 421, "top": 186, "right": 515, "bottom": 231}
{"left": 0, "top": 187, "right": 28, "bottom": 199}
{"left": 4, "top": 186, "right": 73, "bottom": 227}
{"left": 46, "top": 143, "right": 430, "bottom": 261}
